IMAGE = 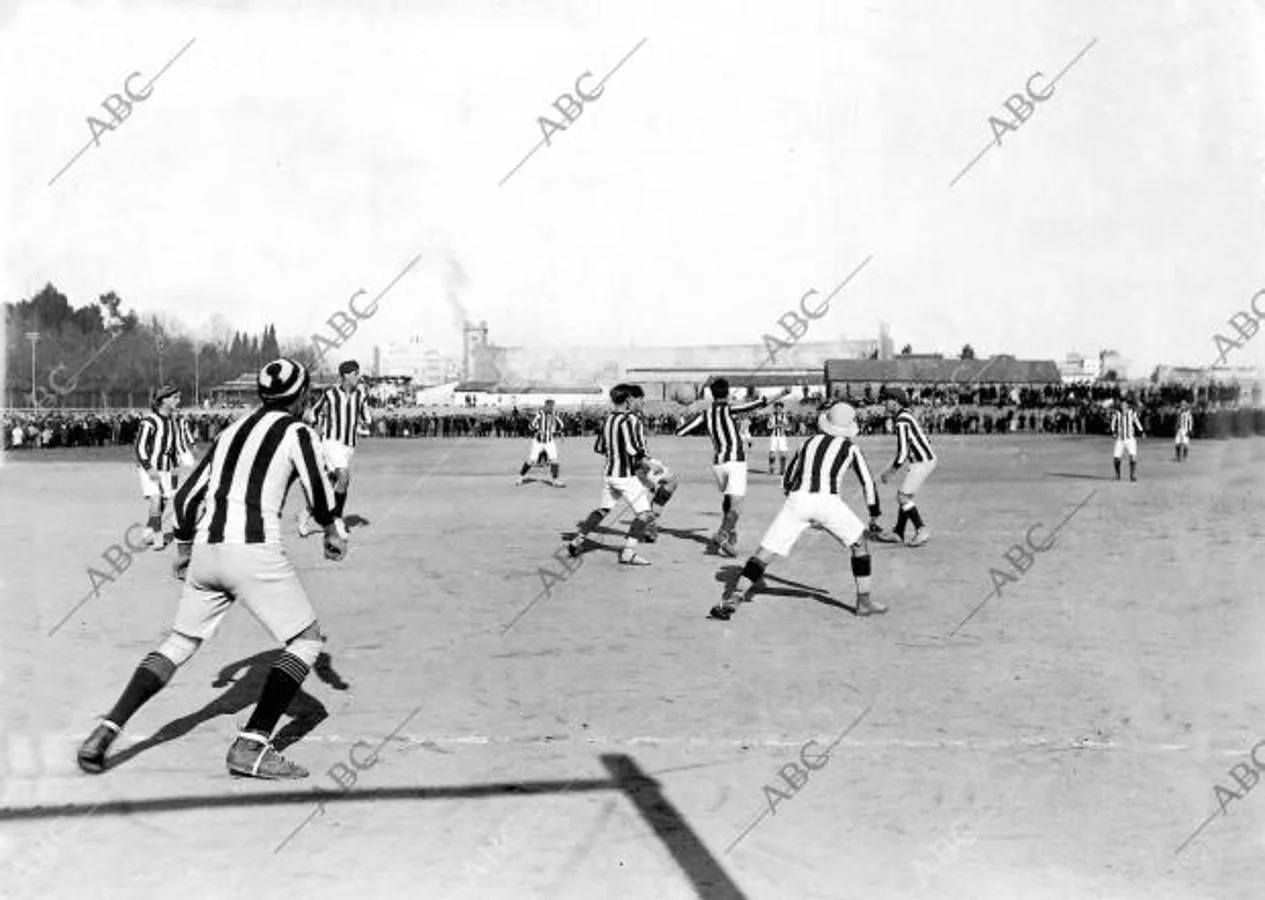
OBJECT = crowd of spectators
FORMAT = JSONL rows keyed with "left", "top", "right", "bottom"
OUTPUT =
{"left": 3, "top": 379, "right": 1258, "bottom": 452}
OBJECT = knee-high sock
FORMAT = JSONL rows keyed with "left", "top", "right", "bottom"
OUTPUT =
{"left": 907, "top": 505, "right": 924, "bottom": 530}
{"left": 333, "top": 491, "right": 347, "bottom": 518}
{"left": 851, "top": 553, "right": 872, "bottom": 597}
{"left": 894, "top": 507, "right": 910, "bottom": 538}
{"left": 1113, "top": 458, "right": 1121, "bottom": 477}
{"left": 1129, "top": 458, "right": 1137, "bottom": 479}
{"left": 576, "top": 508, "right": 605, "bottom": 537}
{"left": 244, "top": 652, "right": 310, "bottom": 737}
{"left": 722, "top": 495, "right": 732, "bottom": 516}
{"left": 519, "top": 462, "right": 532, "bottom": 476}
{"left": 105, "top": 651, "right": 177, "bottom": 729}
{"left": 550, "top": 463, "right": 560, "bottom": 479}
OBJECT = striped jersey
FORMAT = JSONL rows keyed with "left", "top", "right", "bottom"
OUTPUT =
{"left": 784, "top": 434, "right": 879, "bottom": 507}
{"left": 313, "top": 385, "right": 370, "bottom": 447}
{"left": 1111, "top": 408, "right": 1143, "bottom": 440}
{"left": 893, "top": 409, "right": 936, "bottom": 465}
{"left": 174, "top": 416, "right": 196, "bottom": 456}
{"left": 675, "top": 398, "right": 768, "bottom": 464}
{"left": 134, "top": 411, "right": 179, "bottom": 471}
{"left": 172, "top": 408, "right": 336, "bottom": 545}
{"left": 767, "top": 410, "right": 790, "bottom": 437}
{"left": 531, "top": 410, "right": 563, "bottom": 442}
{"left": 594, "top": 410, "right": 647, "bottom": 478}
{"left": 1177, "top": 409, "right": 1193, "bottom": 435}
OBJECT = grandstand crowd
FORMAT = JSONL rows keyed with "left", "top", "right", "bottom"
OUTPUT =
{"left": 4, "top": 378, "right": 1258, "bottom": 451}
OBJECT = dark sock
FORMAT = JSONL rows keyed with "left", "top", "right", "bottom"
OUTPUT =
{"left": 244, "top": 652, "right": 310, "bottom": 737}
{"left": 721, "top": 509, "right": 739, "bottom": 535}
{"left": 106, "top": 651, "right": 177, "bottom": 728}
{"left": 908, "top": 507, "right": 924, "bottom": 530}
{"left": 722, "top": 495, "right": 732, "bottom": 516}
{"left": 894, "top": 508, "right": 909, "bottom": 538}
{"left": 1113, "top": 458, "right": 1121, "bottom": 477}
{"left": 576, "top": 509, "right": 605, "bottom": 536}
{"left": 1129, "top": 459, "right": 1137, "bottom": 479}
{"left": 519, "top": 462, "right": 531, "bottom": 476}
{"left": 550, "top": 464, "right": 560, "bottom": 479}
{"left": 147, "top": 514, "right": 161, "bottom": 533}
{"left": 333, "top": 491, "right": 347, "bottom": 518}
{"left": 768, "top": 455, "right": 775, "bottom": 471}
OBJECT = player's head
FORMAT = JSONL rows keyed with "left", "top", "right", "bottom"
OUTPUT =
{"left": 817, "top": 402, "right": 860, "bottom": 438}
{"left": 338, "top": 359, "right": 361, "bottom": 388}
{"left": 610, "top": 383, "right": 644, "bottom": 410}
{"left": 258, "top": 358, "right": 311, "bottom": 414}
{"left": 774, "top": 400, "right": 784, "bottom": 410}
{"left": 544, "top": 398, "right": 555, "bottom": 409}
{"left": 1180, "top": 399, "right": 1189, "bottom": 410}
{"left": 709, "top": 378, "right": 730, "bottom": 401}
{"left": 151, "top": 384, "right": 181, "bottom": 414}
{"left": 882, "top": 386, "right": 909, "bottom": 412}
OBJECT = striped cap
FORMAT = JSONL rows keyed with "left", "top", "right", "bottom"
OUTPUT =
{"left": 257, "top": 358, "right": 310, "bottom": 404}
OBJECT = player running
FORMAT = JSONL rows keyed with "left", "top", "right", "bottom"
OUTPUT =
{"left": 767, "top": 400, "right": 791, "bottom": 474}
{"left": 134, "top": 384, "right": 182, "bottom": 549}
{"left": 875, "top": 388, "right": 936, "bottom": 547}
{"left": 1175, "top": 400, "right": 1193, "bottom": 462}
{"left": 516, "top": 398, "right": 566, "bottom": 487}
{"left": 299, "top": 360, "right": 371, "bottom": 538}
{"left": 676, "top": 378, "right": 792, "bottom": 557}
{"left": 1111, "top": 399, "right": 1144, "bottom": 481}
{"left": 77, "top": 358, "right": 347, "bottom": 780}
{"left": 565, "top": 383, "right": 657, "bottom": 567}
{"left": 709, "top": 402, "right": 886, "bottom": 620}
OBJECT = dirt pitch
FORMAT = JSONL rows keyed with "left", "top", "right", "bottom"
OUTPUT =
{"left": 1, "top": 433, "right": 1263, "bottom": 900}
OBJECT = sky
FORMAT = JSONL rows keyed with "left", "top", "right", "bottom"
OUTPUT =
{"left": 3, "top": 0, "right": 1265, "bottom": 377}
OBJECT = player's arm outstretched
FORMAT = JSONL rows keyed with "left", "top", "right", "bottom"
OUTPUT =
{"left": 675, "top": 410, "right": 705, "bottom": 436}
{"left": 731, "top": 387, "right": 792, "bottom": 416}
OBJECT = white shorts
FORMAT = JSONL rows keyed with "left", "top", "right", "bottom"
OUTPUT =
{"left": 712, "top": 461, "right": 748, "bottom": 497}
{"left": 173, "top": 543, "right": 316, "bottom": 644}
{"left": 322, "top": 440, "right": 354, "bottom": 472}
{"left": 1174, "top": 432, "right": 1190, "bottom": 446}
{"left": 900, "top": 460, "right": 937, "bottom": 496}
{"left": 137, "top": 466, "right": 176, "bottom": 500}
{"left": 600, "top": 476, "right": 652, "bottom": 515}
{"left": 1113, "top": 438, "right": 1138, "bottom": 458}
{"left": 760, "top": 492, "right": 865, "bottom": 557}
{"left": 528, "top": 440, "right": 558, "bottom": 463}
{"left": 768, "top": 435, "right": 789, "bottom": 453}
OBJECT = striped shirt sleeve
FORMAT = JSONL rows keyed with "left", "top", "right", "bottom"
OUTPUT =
{"left": 731, "top": 397, "right": 767, "bottom": 415}
{"left": 312, "top": 390, "right": 331, "bottom": 431}
{"left": 849, "top": 446, "right": 880, "bottom": 515}
{"left": 134, "top": 419, "right": 154, "bottom": 467}
{"left": 172, "top": 447, "right": 216, "bottom": 541}
{"left": 894, "top": 420, "right": 911, "bottom": 466}
{"left": 628, "top": 416, "right": 648, "bottom": 467}
{"left": 291, "top": 423, "right": 337, "bottom": 526}
{"left": 675, "top": 411, "right": 705, "bottom": 436}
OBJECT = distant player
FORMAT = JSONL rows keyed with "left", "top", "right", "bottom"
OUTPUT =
{"left": 1111, "top": 399, "right": 1144, "bottom": 481}
{"left": 77, "top": 358, "right": 346, "bottom": 779}
{"left": 300, "top": 360, "right": 371, "bottom": 538}
{"left": 676, "top": 379, "right": 792, "bottom": 557}
{"left": 134, "top": 384, "right": 182, "bottom": 549}
{"left": 1175, "top": 400, "right": 1193, "bottom": 462}
{"left": 565, "top": 383, "right": 656, "bottom": 567}
{"left": 875, "top": 388, "right": 936, "bottom": 547}
{"left": 516, "top": 398, "right": 565, "bottom": 487}
{"left": 767, "top": 400, "right": 791, "bottom": 474}
{"left": 709, "top": 403, "right": 885, "bottom": 620}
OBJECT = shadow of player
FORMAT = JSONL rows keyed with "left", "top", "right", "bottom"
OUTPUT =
{"left": 712, "top": 566, "right": 858, "bottom": 615}
{"left": 652, "top": 525, "right": 711, "bottom": 548}
{"left": 1045, "top": 472, "right": 1115, "bottom": 481}
{"left": 344, "top": 514, "right": 371, "bottom": 531}
{"left": 104, "top": 650, "right": 350, "bottom": 771}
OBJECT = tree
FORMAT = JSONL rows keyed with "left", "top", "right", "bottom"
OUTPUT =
{"left": 960, "top": 344, "right": 976, "bottom": 360}
{"left": 900, "top": 344, "right": 912, "bottom": 356}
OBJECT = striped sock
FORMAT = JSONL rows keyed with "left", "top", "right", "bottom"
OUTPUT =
{"left": 244, "top": 652, "right": 310, "bottom": 737}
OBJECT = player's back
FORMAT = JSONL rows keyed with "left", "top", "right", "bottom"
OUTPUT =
{"left": 182, "top": 407, "right": 329, "bottom": 545}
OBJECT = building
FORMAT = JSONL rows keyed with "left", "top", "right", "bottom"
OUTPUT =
{"left": 373, "top": 336, "right": 461, "bottom": 386}
{"left": 1059, "top": 352, "right": 1096, "bottom": 384}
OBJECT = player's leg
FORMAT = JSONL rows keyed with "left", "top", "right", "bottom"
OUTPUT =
{"left": 518, "top": 441, "right": 540, "bottom": 484}
{"left": 77, "top": 548, "right": 229, "bottom": 773}
{"left": 1174, "top": 434, "right": 1182, "bottom": 462}
{"left": 816, "top": 497, "right": 885, "bottom": 615}
{"left": 138, "top": 467, "right": 164, "bottom": 548}
{"left": 710, "top": 495, "right": 807, "bottom": 620}
{"left": 546, "top": 441, "right": 564, "bottom": 486}
{"left": 230, "top": 546, "right": 326, "bottom": 779}
{"left": 1113, "top": 439, "right": 1124, "bottom": 479}
{"left": 615, "top": 478, "right": 654, "bottom": 566}
{"left": 898, "top": 461, "right": 934, "bottom": 546}
{"left": 1128, "top": 439, "right": 1138, "bottom": 481}
{"left": 567, "top": 480, "right": 617, "bottom": 556}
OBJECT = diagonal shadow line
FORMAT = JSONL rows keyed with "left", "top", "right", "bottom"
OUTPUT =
{"left": 603, "top": 754, "right": 748, "bottom": 900}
